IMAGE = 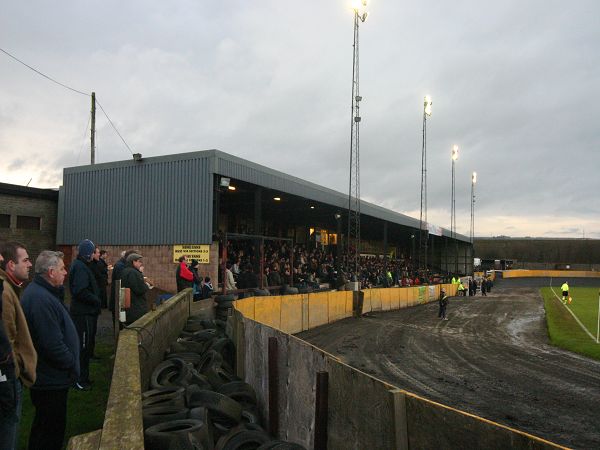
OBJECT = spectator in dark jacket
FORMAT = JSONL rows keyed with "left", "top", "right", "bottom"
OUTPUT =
{"left": 121, "top": 253, "right": 151, "bottom": 325}
{"left": 21, "top": 250, "right": 80, "bottom": 450}
{"left": 190, "top": 259, "right": 202, "bottom": 301}
{"left": 90, "top": 248, "right": 109, "bottom": 309}
{"left": 68, "top": 239, "right": 100, "bottom": 390}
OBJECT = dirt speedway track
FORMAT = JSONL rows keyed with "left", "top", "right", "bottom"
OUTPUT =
{"left": 298, "top": 279, "right": 600, "bottom": 449}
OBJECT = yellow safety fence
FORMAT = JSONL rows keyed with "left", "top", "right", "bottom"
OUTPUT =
{"left": 234, "top": 283, "right": 457, "bottom": 334}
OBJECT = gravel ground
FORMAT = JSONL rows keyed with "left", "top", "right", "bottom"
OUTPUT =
{"left": 298, "top": 278, "right": 600, "bottom": 449}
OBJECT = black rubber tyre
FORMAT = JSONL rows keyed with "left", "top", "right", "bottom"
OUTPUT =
{"left": 241, "top": 409, "right": 260, "bottom": 425}
{"left": 205, "top": 365, "right": 239, "bottom": 390}
{"left": 142, "top": 386, "right": 186, "bottom": 401}
{"left": 142, "top": 394, "right": 186, "bottom": 409}
{"left": 166, "top": 433, "right": 204, "bottom": 450}
{"left": 197, "top": 350, "right": 223, "bottom": 374}
{"left": 144, "top": 419, "right": 207, "bottom": 450}
{"left": 215, "top": 427, "right": 270, "bottom": 450}
{"left": 215, "top": 294, "right": 235, "bottom": 304}
{"left": 151, "top": 358, "right": 193, "bottom": 389}
{"left": 216, "top": 300, "right": 234, "bottom": 310}
{"left": 187, "top": 329, "right": 223, "bottom": 342}
{"left": 170, "top": 340, "right": 208, "bottom": 355}
{"left": 166, "top": 352, "right": 203, "bottom": 366}
{"left": 208, "top": 338, "right": 236, "bottom": 369}
{"left": 252, "top": 288, "right": 270, "bottom": 297}
{"left": 257, "top": 441, "right": 307, "bottom": 450}
{"left": 218, "top": 382, "right": 257, "bottom": 406}
{"left": 188, "top": 406, "right": 214, "bottom": 447}
{"left": 142, "top": 405, "right": 189, "bottom": 429}
{"left": 186, "top": 390, "right": 242, "bottom": 425}
{"left": 183, "top": 321, "right": 206, "bottom": 333}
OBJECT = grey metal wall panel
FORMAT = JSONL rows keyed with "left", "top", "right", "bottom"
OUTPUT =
{"left": 60, "top": 155, "right": 213, "bottom": 245}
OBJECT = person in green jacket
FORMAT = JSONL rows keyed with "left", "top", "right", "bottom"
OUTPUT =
{"left": 560, "top": 281, "right": 569, "bottom": 305}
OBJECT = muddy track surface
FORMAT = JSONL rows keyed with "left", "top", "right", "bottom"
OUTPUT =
{"left": 298, "top": 279, "right": 600, "bottom": 449}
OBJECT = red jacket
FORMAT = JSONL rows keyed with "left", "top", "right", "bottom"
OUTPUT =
{"left": 179, "top": 262, "right": 194, "bottom": 282}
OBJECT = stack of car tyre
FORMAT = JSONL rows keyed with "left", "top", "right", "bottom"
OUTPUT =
{"left": 214, "top": 295, "right": 236, "bottom": 322}
{"left": 143, "top": 315, "right": 305, "bottom": 450}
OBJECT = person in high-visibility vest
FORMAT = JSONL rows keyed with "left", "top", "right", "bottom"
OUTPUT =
{"left": 457, "top": 281, "right": 466, "bottom": 296}
{"left": 561, "top": 281, "right": 569, "bottom": 305}
{"left": 451, "top": 276, "right": 458, "bottom": 285}
{"left": 438, "top": 288, "right": 449, "bottom": 320}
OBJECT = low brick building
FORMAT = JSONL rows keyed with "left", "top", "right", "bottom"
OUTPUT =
{"left": 0, "top": 182, "right": 59, "bottom": 262}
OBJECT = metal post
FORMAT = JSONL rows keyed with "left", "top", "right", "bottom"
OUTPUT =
{"left": 596, "top": 290, "right": 600, "bottom": 343}
{"left": 260, "top": 237, "right": 265, "bottom": 289}
{"left": 314, "top": 371, "right": 329, "bottom": 450}
{"left": 268, "top": 337, "right": 279, "bottom": 436}
{"left": 90, "top": 92, "right": 96, "bottom": 164}
{"left": 113, "top": 279, "right": 121, "bottom": 344}
{"left": 221, "top": 235, "right": 228, "bottom": 294}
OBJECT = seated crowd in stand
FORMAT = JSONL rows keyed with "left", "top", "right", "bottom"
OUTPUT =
{"left": 222, "top": 240, "right": 449, "bottom": 291}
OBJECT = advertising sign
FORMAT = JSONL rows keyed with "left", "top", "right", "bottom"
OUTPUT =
{"left": 173, "top": 244, "right": 210, "bottom": 264}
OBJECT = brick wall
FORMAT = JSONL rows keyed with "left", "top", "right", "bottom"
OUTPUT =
{"left": 69, "top": 242, "right": 220, "bottom": 293}
{"left": 0, "top": 193, "right": 58, "bottom": 263}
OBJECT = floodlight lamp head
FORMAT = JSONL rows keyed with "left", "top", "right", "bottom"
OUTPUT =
{"left": 220, "top": 177, "right": 231, "bottom": 187}
{"left": 452, "top": 145, "right": 459, "bottom": 161}
{"left": 472, "top": 172, "right": 477, "bottom": 183}
{"left": 424, "top": 95, "right": 432, "bottom": 116}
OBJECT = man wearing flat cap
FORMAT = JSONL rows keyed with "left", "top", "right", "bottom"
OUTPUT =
{"left": 120, "top": 253, "right": 153, "bottom": 325}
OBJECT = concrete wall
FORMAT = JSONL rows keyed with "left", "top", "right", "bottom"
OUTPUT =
{"left": 67, "top": 243, "right": 219, "bottom": 293}
{"left": 68, "top": 289, "right": 193, "bottom": 450}
{"left": 501, "top": 269, "right": 600, "bottom": 278}
{"left": 233, "top": 286, "right": 565, "bottom": 450}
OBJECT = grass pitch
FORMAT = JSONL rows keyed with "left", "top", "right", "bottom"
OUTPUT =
{"left": 541, "top": 286, "right": 600, "bottom": 360}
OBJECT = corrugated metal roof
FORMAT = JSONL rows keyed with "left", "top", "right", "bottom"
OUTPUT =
{"left": 58, "top": 150, "right": 470, "bottom": 244}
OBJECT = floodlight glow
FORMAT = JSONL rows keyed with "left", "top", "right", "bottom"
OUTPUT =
{"left": 452, "top": 145, "right": 459, "bottom": 161}
{"left": 228, "top": 185, "right": 236, "bottom": 191}
{"left": 273, "top": 197, "right": 281, "bottom": 201}
{"left": 472, "top": 172, "right": 477, "bottom": 184}
{"left": 424, "top": 95, "right": 432, "bottom": 116}
{"left": 310, "top": 206, "right": 315, "bottom": 209}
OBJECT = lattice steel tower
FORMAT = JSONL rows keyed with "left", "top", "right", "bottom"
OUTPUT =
{"left": 419, "top": 96, "right": 432, "bottom": 273}
{"left": 470, "top": 172, "right": 477, "bottom": 243}
{"left": 347, "top": 1, "right": 368, "bottom": 276}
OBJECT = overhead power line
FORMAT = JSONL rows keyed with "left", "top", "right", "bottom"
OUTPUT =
{"left": 0, "top": 47, "right": 88, "bottom": 96}
{"left": 0, "top": 46, "right": 134, "bottom": 156}
{"left": 96, "top": 100, "right": 134, "bottom": 155}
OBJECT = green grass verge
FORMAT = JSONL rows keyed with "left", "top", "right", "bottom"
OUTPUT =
{"left": 541, "top": 286, "right": 600, "bottom": 361}
{"left": 18, "top": 341, "right": 114, "bottom": 450}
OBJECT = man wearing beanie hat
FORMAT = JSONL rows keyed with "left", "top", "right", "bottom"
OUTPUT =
{"left": 68, "top": 239, "right": 101, "bottom": 390}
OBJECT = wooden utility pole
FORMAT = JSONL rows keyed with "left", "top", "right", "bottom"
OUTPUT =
{"left": 91, "top": 92, "right": 96, "bottom": 164}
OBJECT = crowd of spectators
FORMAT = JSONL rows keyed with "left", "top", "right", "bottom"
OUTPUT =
{"left": 223, "top": 239, "right": 448, "bottom": 291}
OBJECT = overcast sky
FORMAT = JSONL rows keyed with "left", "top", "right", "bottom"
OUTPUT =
{"left": 1, "top": 1, "right": 599, "bottom": 238}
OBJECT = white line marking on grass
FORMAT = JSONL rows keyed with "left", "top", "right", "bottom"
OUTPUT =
{"left": 549, "top": 285, "right": 597, "bottom": 343}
